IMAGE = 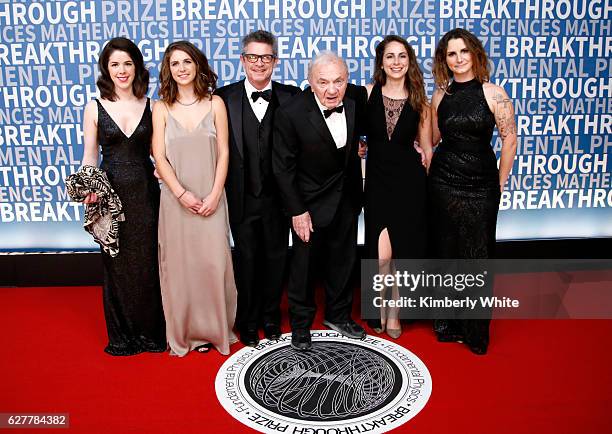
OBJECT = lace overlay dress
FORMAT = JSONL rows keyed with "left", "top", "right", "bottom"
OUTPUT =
{"left": 363, "top": 85, "right": 428, "bottom": 326}
{"left": 364, "top": 84, "right": 428, "bottom": 260}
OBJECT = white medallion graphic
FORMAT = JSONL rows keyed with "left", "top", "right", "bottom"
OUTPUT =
{"left": 215, "top": 330, "right": 432, "bottom": 433}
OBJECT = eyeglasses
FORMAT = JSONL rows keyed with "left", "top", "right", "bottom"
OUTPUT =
{"left": 242, "top": 53, "right": 276, "bottom": 64}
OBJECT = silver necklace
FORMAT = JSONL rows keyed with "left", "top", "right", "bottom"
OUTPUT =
{"left": 176, "top": 98, "right": 198, "bottom": 106}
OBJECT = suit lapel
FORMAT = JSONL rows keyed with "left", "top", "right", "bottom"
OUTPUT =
{"left": 268, "top": 82, "right": 280, "bottom": 114}
{"left": 227, "top": 80, "right": 245, "bottom": 159}
{"left": 344, "top": 96, "right": 355, "bottom": 150}
{"left": 342, "top": 96, "right": 356, "bottom": 167}
{"left": 305, "top": 91, "right": 338, "bottom": 152}
{"left": 273, "top": 82, "right": 292, "bottom": 106}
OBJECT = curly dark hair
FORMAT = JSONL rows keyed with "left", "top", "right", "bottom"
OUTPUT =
{"left": 159, "top": 41, "right": 217, "bottom": 104}
{"left": 97, "top": 37, "right": 149, "bottom": 100}
{"left": 432, "top": 28, "right": 490, "bottom": 91}
{"left": 372, "top": 35, "right": 428, "bottom": 116}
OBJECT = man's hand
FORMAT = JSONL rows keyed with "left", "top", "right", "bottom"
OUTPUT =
{"left": 292, "top": 211, "right": 313, "bottom": 243}
{"left": 358, "top": 140, "right": 367, "bottom": 159}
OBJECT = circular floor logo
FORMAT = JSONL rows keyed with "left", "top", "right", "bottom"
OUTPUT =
{"left": 215, "top": 330, "right": 432, "bottom": 433}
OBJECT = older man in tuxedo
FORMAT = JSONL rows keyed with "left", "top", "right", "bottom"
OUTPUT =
{"left": 273, "top": 51, "right": 367, "bottom": 350}
{"left": 216, "top": 30, "right": 300, "bottom": 347}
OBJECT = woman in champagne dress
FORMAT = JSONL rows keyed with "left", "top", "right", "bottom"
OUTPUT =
{"left": 152, "top": 41, "right": 237, "bottom": 356}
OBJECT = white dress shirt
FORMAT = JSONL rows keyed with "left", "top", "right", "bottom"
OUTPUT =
{"left": 244, "top": 79, "right": 272, "bottom": 122}
{"left": 313, "top": 93, "right": 347, "bottom": 149}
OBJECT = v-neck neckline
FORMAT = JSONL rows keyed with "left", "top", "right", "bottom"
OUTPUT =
{"left": 98, "top": 98, "right": 148, "bottom": 140}
{"left": 380, "top": 87, "right": 408, "bottom": 143}
{"left": 167, "top": 109, "right": 212, "bottom": 134}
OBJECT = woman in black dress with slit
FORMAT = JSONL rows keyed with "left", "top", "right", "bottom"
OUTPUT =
{"left": 361, "top": 35, "right": 433, "bottom": 339}
{"left": 429, "top": 28, "right": 517, "bottom": 354}
{"left": 81, "top": 37, "right": 166, "bottom": 355}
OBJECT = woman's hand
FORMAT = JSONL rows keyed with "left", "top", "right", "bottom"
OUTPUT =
{"left": 413, "top": 142, "right": 433, "bottom": 173}
{"left": 178, "top": 190, "right": 203, "bottom": 214}
{"left": 413, "top": 142, "right": 427, "bottom": 167}
{"left": 198, "top": 191, "right": 221, "bottom": 217}
{"left": 83, "top": 192, "right": 98, "bottom": 204}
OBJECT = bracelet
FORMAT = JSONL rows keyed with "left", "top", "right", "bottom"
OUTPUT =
{"left": 177, "top": 189, "right": 187, "bottom": 199}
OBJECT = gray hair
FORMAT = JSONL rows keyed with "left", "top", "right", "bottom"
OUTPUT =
{"left": 307, "top": 51, "right": 348, "bottom": 79}
{"left": 242, "top": 30, "right": 277, "bottom": 56}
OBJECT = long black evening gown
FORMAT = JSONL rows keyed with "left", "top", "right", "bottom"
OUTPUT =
{"left": 96, "top": 98, "right": 166, "bottom": 355}
{"left": 428, "top": 79, "right": 500, "bottom": 352}
{"left": 363, "top": 85, "right": 428, "bottom": 328}
{"left": 364, "top": 84, "right": 428, "bottom": 260}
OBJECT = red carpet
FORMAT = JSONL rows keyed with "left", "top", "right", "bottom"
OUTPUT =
{"left": 1, "top": 285, "right": 611, "bottom": 433}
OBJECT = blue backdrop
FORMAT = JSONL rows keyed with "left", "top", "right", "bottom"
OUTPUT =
{"left": 0, "top": 0, "right": 610, "bottom": 251}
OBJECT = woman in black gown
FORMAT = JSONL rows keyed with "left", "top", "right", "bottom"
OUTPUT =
{"left": 429, "top": 28, "right": 517, "bottom": 354}
{"left": 362, "top": 35, "right": 433, "bottom": 338}
{"left": 81, "top": 37, "right": 166, "bottom": 355}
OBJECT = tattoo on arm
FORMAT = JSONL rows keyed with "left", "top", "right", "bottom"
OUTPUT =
{"left": 493, "top": 93, "right": 516, "bottom": 138}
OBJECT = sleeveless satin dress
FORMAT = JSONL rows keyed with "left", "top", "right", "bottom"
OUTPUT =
{"left": 158, "top": 102, "right": 237, "bottom": 356}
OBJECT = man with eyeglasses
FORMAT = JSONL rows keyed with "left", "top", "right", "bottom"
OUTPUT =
{"left": 215, "top": 30, "right": 300, "bottom": 348}
{"left": 273, "top": 51, "right": 368, "bottom": 351}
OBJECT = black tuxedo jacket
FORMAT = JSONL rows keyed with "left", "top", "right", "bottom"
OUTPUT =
{"left": 272, "top": 84, "right": 367, "bottom": 228}
{"left": 215, "top": 79, "right": 301, "bottom": 223}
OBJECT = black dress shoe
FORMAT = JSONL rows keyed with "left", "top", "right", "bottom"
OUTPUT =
{"left": 467, "top": 341, "right": 488, "bottom": 355}
{"left": 240, "top": 328, "right": 259, "bottom": 347}
{"left": 323, "top": 319, "right": 366, "bottom": 339}
{"left": 263, "top": 323, "right": 282, "bottom": 341}
{"left": 291, "top": 329, "right": 312, "bottom": 351}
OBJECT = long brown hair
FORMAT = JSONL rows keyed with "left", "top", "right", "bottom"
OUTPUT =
{"left": 97, "top": 37, "right": 149, "bottom": 100}
{"left": 432, "top": 28, "right": 490, "bottom": 91}
{"left": 372, "top": 35, "right": 428, "bottom": 116}
{"left": 159, "top": 41, "right": 217, "bottom": 104}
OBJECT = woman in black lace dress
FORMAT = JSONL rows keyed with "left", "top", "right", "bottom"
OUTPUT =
{"left": 361, "top": 35, "right": 433, "bottom": 339}
{"left": 81, "top": 37, "right": 166, "bottom": 355}
{"left": 429, "top": 28, "right": 517, "bottom": 354}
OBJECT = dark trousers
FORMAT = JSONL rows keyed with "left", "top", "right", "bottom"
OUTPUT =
{"left": 288, "top": 196, "right": 358, "bottom": 330}
{"left": 231, "top": 192, "right": 288, "bottom": 331}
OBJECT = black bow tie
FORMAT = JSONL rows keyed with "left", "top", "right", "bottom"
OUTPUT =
{"left": 323, "top": 105, "right": 343, "bottom": 118}
{"left": 251, "top": 89, "right": 272, "bottom": 102}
